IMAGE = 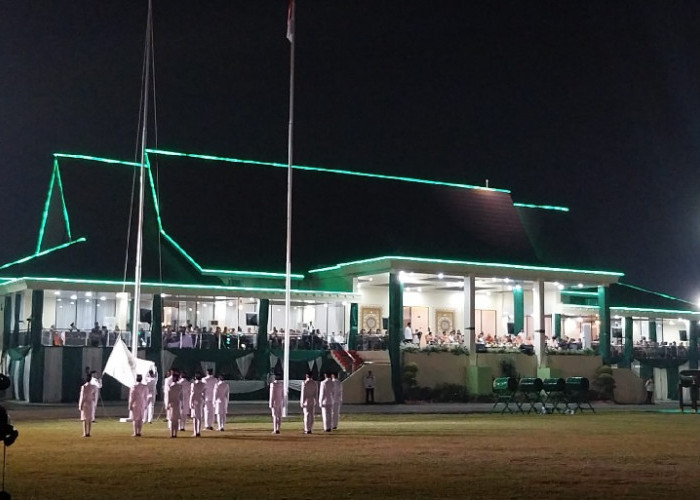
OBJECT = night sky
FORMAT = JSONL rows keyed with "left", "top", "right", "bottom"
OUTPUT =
{"left": 2, "top": 1, "right": 700, "bottom": 301}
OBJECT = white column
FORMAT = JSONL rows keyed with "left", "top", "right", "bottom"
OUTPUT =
{"left": 533, "top": 280, "right": 546, "bottom": 367}
{"left": 463, "top": 275, "right": 476, "bottom": 354}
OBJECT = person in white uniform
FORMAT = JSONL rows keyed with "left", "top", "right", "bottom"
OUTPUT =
{"left": 214, "top": 374, "right": 230, "bottom": 431}
{"left": 144, "top": 369, "right": 158, "bottom": 423}
{"left": 364, "top": 370, "right": 375, "bottom": 404}
{"left": 78, "top": 377, "right": 97, "bottom": 437}
{"left": 319, "top": 372, "right": 336, "bottom": 432}
{"left": 128, "top": 374, "right": 148, "bottom": 437}
{"left": 178, "top": 371, "right": 192, "bottom": 431}
{"left": 190, "top": 372, "right": 206, "bottom": 437}
{"left": 331, "top": 372, "right": 343, "bottom": 430}
{"left": 89, "top": 370, "right": 102, "bottom": 422}
{"left": 162, "top": 369, "right": 175, "bottom": 429}
{"left": 202, "top": 368, "right": 217, "bottom": 430}
{"left": 300, "top": 372, "right": 318, "bottom": 434}
{"left": 268, "top": 377, "right": 284, "bottom": 434}
{"left": 164, "top": 372, "right": 182, "bottom": 438}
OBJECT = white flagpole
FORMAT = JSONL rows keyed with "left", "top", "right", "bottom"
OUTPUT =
{"left": 132, "top": 0, "right": 152, "bottom": 357}
{"left": 283, "top": 0, "right": 296, "bottom": 418}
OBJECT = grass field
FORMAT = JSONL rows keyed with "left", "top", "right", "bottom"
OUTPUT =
{"left": 4, "top": 411, "right": 700, "bottom": 499}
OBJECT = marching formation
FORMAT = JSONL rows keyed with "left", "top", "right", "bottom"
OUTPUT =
{"left": 79, "top": 369, "right": 344, "bottom": 437}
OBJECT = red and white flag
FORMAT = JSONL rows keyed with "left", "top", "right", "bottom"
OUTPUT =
{"left": 286, "top": 0, "right": 295, "bottom": 43}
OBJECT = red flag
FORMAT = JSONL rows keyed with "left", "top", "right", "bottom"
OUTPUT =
{"left": 286, "top": 0, "right": 295, "bottom": 43}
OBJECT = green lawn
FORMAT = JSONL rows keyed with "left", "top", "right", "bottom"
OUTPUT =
{"left": 4, "top": 412, "right": 700, "bottom": 499}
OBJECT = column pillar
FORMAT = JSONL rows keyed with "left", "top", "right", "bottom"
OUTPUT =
{"left": 648, "top": 320, "right": 657, "bottom": 343}
{"left": 28, "top": 290, "right": 44, "bottom": 402}
{"left": 598, "top": 286, "right": 610, "bottom": 360}
{"left": 533, "top": 280, "right": 546, "bottom": 367}
{"left": 11, "top": 293, "right": 22, "bottom": 348}
{"left": 689, "top": 320, "right": 698, "bottom": 370}
{"left": 463, "top": 275, "right": 475, "bottom": 354}
{"left": 2, "top": 295, "right": 11, "bottom": 352}
{"left": 388, "top": 272, "right": 404, "bottom": 403}
{"left": 254, "top": 299, "right": 271, "bottom": 379}
{"left": 347, "top": 303, "right": 359, "bottom": 350}
{"left": 622, "top": 316, "right": 633, "bottom": 368}
{"left": 553, "top": 313, "right": 561, "bottom": 339}
{"left": 513, "top": 286, "right": 524, "bottom": 335}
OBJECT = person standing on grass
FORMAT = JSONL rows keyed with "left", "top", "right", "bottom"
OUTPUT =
{"left": 645, "top": 378, "right": 655, "bottom": 404}
{"left": 364, "top": 370, "right": 375, "bottom": 404}
{"left": 165, "top": 372, "right": 182, "bottom": 438}
{"left": 300, "top": 371, "right": 318, "bottom": 434}
{"left": 129, "top": 374, "right": 148, "bottom": 437}
{"left": 203, "top": 368, "right": 217, "bottom": 430}
{"left": 178, "top": 371, "right": 191, "bottom": 431}
{"left": 78, "top": 376, "right": 97, "bottom": 437}
{"left": 144, "top": 369, "right": 158, "bottom": 424}
{"left": 269, "top": 376, "right": 284, "bottom": 434}
{"left": 331, "top": 372, "right": 343, "bottom": 430}
{"left": 319, "top": 372, "right": 335, "bottom": 432}
{"left": 214, "top": 374, "right": 230, "bottom": 431}
{"left": 190, "top": 372, "right": 206, "bottom": 437}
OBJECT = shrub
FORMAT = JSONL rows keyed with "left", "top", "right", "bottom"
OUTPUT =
{"left": 593, "top": 365, "right": 616, "bottom": 401}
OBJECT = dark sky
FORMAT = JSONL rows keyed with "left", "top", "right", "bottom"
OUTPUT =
{"left": 2, "top": 1, "right": 700, "bottom": 301}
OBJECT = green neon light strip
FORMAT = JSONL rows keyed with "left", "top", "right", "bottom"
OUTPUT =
{"left": 53, "top": 160, "right": 72, "bottom": 241}
{"left": 0, "top": 238, "right": 87, "bottom": 271}
{"left": 3, "top": 275, "right": 351, "bottom": 296}
{"left": 560, "top": 290, "right": 598, "bottom": 297}
{"left": 145, "top": 154, "right": 164, "bottom": 232}
{"left": 513, "top": 202, "right": 569, "bottom": 213}
{"left": 36, "top": 159, "right": 59, "bottom": 253}
{"left": 308, "top": 255, "right": 624, "bottom": 277}
{"left": 619, "top": 282, "right": 697, "bottom": 307}
{"left": 146, "top": 149, "right": 509, "bottom": 193}
{"left": 160, "top": 230, "right": 303, "bottom": 280}
{"left": 53, "top": 153, "right": 142, "bottom": 168}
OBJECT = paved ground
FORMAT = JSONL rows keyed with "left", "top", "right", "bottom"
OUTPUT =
{"left": 0, "top": 399, "right": 685, "bottom": 422}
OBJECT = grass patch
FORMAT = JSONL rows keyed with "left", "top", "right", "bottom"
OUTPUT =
{"left": 4, "top": 412, "right": 700, "bottom": 498}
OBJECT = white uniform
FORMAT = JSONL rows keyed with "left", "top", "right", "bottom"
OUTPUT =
{"left": 214, "top": 380, "right": 230, "bottom": 431}
{"left": 190, "top": 380, "right": 205, "bottom": 436}
{"left": 268, "top": 380, "right": 284, "bottom": 433}
{"left": 404, "top": 326, "right": 413, "bottom": 342}
{"left": 144, "top": 372, "right": 158, "bottom": 423}
{"left": 331, "top": 377, "right": 343, "bottom": 429}
{"left": 178, "top": 377, "right": 192, "bottom": 431}
{"left": 203, "top": 373, "right": 217, "bottom": 429}
{"left": 129, "top": 383, "right": 148, "bottom": 436}
{"left": 79, "top": 383, "right": 97, "bottom": 422}
{"left": 165, "top": 381, "right": 183, "bottom": 437}
{"left": 300, "top": 378, "right": 318, "bottom": 433}
{"left": 89, "top": 375, "right": 102, "bottom": 422}
{"left": 319, "top": 377, "right": 336, "bottom": 431}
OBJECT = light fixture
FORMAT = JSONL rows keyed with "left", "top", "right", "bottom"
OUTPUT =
{"left": 577, "top": 283, "right": 584, "bottom": 288}
{"left": 85, "top": 292, "right": 92, "bottom": 297}
{"left": 70, "top": 294, "right": 77, "bottom": 300}
{"left": 557, "top": 284, "right": 564, "bottom": 290}
{"left": 438, "top": 273, "right": 444, "bottom": 279}
{"left": 100, "top": 296, "right": 106, "bottom": 301}
{"left": 368, "top": 277, "right": 373, "bottom": 282}
{"left": 85, "top": 299, "right": 90, "bottom": 303}
{"left": 54, "top": 291, "right": 60, "bottom": 296}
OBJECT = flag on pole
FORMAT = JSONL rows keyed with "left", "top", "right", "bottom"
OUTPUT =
{"left": 287, "top": 0, "right": 295, "bottom": 43}
{"left": 103, "top": 337, "right": 155, "bottom": 388}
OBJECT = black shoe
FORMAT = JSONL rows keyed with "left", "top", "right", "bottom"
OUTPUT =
{"left": 332, "top": 427, "right": 337, "bottom": 430}
{"left": 275, "top": 430, "right": 280, "bottom": 434}
{"left": 325, "top": 429, "right": 331, "bottom": 432}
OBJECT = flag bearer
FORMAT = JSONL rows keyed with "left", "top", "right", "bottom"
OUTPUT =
{"left": 178, "top": 371, "right": 192, "bottom": 431}
{"left": 144, "top": 369, "right": 158, "bottom": 423}
{"left": 319, "top": 372, "right": 335, "bottom": 432}
{"left": 165, "top": 372, "right": 182, "bottom": 438}
{"left": 78, "top": 377, "right": 97, "bottom": 437}
{"left": 203, "top": 368, "right": 217, "bottom": 430}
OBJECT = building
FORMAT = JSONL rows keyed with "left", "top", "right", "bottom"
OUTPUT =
{"left": 1, "top": 149, "right": 698, "bottom": 403}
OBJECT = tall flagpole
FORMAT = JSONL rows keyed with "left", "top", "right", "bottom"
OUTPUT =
{"left": 133, "top": 0, "right": 152, "bottom": 357}
{"left": 282, "top": 0, "right": 296, "bottom": 417}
